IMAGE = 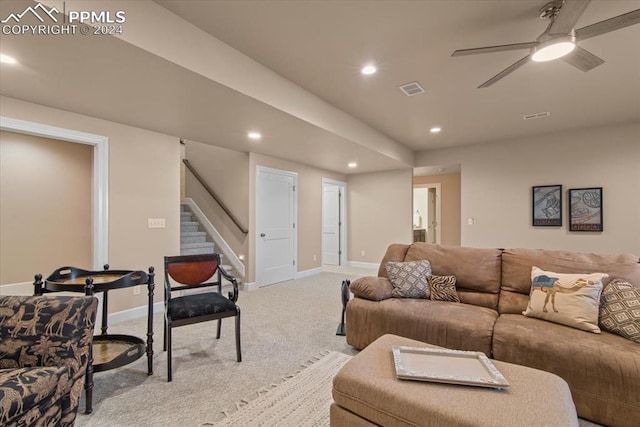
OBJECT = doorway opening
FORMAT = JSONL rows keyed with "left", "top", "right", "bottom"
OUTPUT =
{"left": 0, "top": 117, "right": 108, "bottom": 269}
{"left": 413, "top": 184, "right": 441, "bottom": 244}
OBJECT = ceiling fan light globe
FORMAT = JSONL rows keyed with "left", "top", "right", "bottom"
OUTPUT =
{"left": 531, "top": 38, "right": 576, "bottom": 62}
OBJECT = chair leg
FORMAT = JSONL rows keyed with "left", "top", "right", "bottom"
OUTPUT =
{"left": 235, "top": 308, "right": 242, "bottom": 362}
{"left": 167, "top": 324, "right": 173, "bottom": 382}
{"left": 163, "top": 317, "right": 167, "bottom": 351}
{"left": 216, "top": 318, "right": 221, "bottom": 339}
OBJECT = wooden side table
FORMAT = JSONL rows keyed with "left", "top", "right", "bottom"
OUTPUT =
{"left": 35, "top": 265, "right": 155, "bottom": 414}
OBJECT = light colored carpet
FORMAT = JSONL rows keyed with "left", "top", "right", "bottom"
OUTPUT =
{"left": 210, "top": 351, "right": 351, "bottom": 426}
{"left": 74, "top": 272, "right": 358, "bottom": 427}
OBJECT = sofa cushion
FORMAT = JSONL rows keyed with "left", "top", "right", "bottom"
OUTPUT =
{"left": 522, "top": 267, "right": 607, "bottom": 333}
{"left": 0, "top": 366, "right": 68, "bottom": 426}
{"left": 403, "top": 243, "right": 502, "bottom": 310}
{"left": 500, "top": 248, "right": 640, "bottom": 314}
{"left": 428, "top": 275, "right": 460, "bottom": 302}
{"left": 599, "top": 279, "right": 640, "bottom": 344}
{"left": 386, "top": 261, "right": 432, "bottom": 298}
{"left": 377, "top": 244, "right": 411, "bottom": 279}
{"left": 346, "top": 297, "right": 497, "bottom": 356}
{"left": 493, "top": 314, "right": 640, "bottom": 427}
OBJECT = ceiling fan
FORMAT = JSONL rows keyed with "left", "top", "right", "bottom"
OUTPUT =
{"left": 452, "top": 0, "right": 640, "bottom": 88}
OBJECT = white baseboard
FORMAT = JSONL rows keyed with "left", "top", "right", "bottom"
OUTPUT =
{"left": 348, "top": 261, "right": 379, "bottom": 269}
{"left": 294, "top": 267, "right": 322, "bottom": 279}
{"left": 242, "top": 281, "right": 258, "bottom": 291}
{"left": 108, "top": 301, "right": 165, "bottom": 325}
{"left": 0, "top": 281, "right": 32, "bottom": 295}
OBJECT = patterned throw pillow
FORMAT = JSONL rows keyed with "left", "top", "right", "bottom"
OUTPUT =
{"left": 386, "top": 261, "right": 432, "bottom": 298}
{"left": 523, "top": 266, "right": 608, "bottom": 333}
{"left": 599, "top": 279, "right": 640, "bottom": 344}
{"left": 428, "top": 275, "right": 460, "bottom": 302}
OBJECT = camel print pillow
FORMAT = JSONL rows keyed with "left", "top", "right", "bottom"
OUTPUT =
{"left": 523, "top": 266, "right": 608, "bottom": 333}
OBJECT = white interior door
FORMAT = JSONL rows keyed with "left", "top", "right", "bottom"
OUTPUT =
{"left": 256, "top": 167, "right": 296, "bottom": 286}
{"left": 322, "top": 183, "right": 340, "bottom": 265}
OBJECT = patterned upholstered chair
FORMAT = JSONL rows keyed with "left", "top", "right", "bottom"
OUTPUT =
{"left": 0, "top": 295, "right": 98, "bottom": 426}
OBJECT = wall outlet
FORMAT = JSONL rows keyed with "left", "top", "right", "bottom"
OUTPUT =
{"left": 133, "top": 285, "right": 141, "bottom": 295}
{"left": 467, "top": 218, "right": 477, "bottom": 225}
{"left": 148, "top": 218, "right": 166, "bottom": 228}
{"left": 313, "top": 255, "right": 317, "bottom": 261}
{"left": 361, "top": 250, "right": 366, "bottom": 257}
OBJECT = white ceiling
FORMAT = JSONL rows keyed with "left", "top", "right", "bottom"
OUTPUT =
{"left": 1, "top": 0, "right": 639, "bottom": 175}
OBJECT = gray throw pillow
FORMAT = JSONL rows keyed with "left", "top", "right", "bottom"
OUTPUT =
{"left": 386, "top": 261, "right": 432, "bottom": 299}
{"left": 599, "top": 278, "right": 640, "bottom": 344}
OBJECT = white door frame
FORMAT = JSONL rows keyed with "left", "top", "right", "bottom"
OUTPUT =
{"left": 255, "top": 165, "right": 297, "bottom": 287}
{"left": 414, "top": 183, "right": 441, "bottom": 244}
{"left": 0, "top": 116, "right": 109, "bottom": 269}
{"left": 321, "top": 178, "right": 347, "bottom": 266}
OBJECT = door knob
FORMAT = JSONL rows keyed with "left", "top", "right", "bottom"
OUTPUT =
{"left": 260, "top": 233, "right": 266, "bottom": 237}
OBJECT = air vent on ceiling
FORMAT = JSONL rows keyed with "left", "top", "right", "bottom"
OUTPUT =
{"left": 523, "top": 111, "right": 550, "bottom": 120}
{"left": 399, "top": 81, "right": 425, "bottom": 96}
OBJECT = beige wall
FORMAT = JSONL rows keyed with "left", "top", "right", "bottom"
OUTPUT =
{"left": 414, "top": 173, "right": 461, "bottom": 246}
{"left": 416, "top": 123, "right": 640, "bottom": 255}
{"left": 0, "top": 131, "right": 92, "bottom": 285}
{"left": 348, "top": 169, "right": 414, "bottom": 264}
{"left": 0, "top": 96, "right": 180, "bottom": 312}
{"left": 184, "top": 141, "right": 250, "bottom": 262}
{"left": 248, "top": 153, "right": 346, "bottom": 283}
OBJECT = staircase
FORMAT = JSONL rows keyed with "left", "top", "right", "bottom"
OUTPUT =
{"left": 181, "top": 209, "right": 215, "bottom": 255}
{"left": 180, "top": 205, "right": 240, "bottom": 285}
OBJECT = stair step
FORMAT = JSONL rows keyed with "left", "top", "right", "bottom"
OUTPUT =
{"left": 181, "top": 221, "right": 200, "bottom": 232}
{"left": 180, "top": 242, "right": 215, "bottom": 255}
{"left": 180, "top": 212, "right": 192, "bottom": 221}
{"left": 181, "top": 231, "right": 208, "bottom": 244}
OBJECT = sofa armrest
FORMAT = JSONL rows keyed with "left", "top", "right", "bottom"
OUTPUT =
{"left": 350, "top": 276, "right": 393, "bottom": 301}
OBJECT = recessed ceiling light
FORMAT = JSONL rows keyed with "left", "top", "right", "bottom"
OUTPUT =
{"left": 247, "top": 131, "right": 261, "bottom": 140}
{"left": 430, "top": 127, "right": 442, "bottom": 133}
{"left": 361, "top": 64, "right": 377, "bottom": 75}
{"left": 0, "top": 54, "right": 17, "bottom": 64}
{"left": 348, "top": 162, "right": 358, "bottom": 168}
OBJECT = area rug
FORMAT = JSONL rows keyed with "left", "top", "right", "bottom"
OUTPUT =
{"left": 206, "top": 351, "right": 351, "bottom": 427}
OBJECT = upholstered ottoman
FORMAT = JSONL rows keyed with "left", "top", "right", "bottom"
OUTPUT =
{"left": 331, "top": 334, "right": 578, "bottom": 427}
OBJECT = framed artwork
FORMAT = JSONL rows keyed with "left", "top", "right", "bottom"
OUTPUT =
{"left": 532, "top": 185, "right": 562, "bottom": 226}
{"left": 569, "top": 187, "right": 603, "bottom": 232}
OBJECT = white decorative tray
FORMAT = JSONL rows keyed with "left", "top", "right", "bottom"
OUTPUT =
{"left": 392, "top": 346, "right": 510, "bottom": 389}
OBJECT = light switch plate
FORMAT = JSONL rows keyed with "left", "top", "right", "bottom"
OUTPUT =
{"left": 148, "top": 218, "right": 166, "bottom": 228}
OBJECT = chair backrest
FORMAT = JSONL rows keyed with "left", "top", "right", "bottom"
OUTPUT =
{"left": 164, "top": 254, "right": 221, "bottom": 295}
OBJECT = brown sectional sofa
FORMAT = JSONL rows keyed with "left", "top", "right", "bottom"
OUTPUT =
{"left": 346, "top": 243, "right": 640, "bottom": 427}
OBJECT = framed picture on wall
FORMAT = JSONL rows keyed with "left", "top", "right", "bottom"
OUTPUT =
{"left": 532, "top": 185, "right": 562, "bottom": 226}
{"left": 569, "top": 187, "right": 603, "bottom": 232}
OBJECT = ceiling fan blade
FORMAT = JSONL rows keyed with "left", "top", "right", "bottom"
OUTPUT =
{"left": 451, "top": 42, "right": 536, "bottom": 57}
{"left": 478, "top": 55, "right": 530, "bottom": 88}
{"left": 561, "top": 46, "right": 604, "bottom": 71}
{"left": 550, "top": 0, "right": 591, "bottom": 34}
{"left": 575, "top": 9, "right": 640, "bottom": 41}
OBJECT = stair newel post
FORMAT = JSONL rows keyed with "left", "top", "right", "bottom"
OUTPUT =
{"left": 146, "top": 266, "right": 155, "bottom": 375}
{"left": 33, "top": 273, "right": 43, "bottom": 296}
{"left": 101, "top": 264, "right": 109, "bottom": 335}
{"left": 84, "top": 276, "right": 95, "bottom": 414}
